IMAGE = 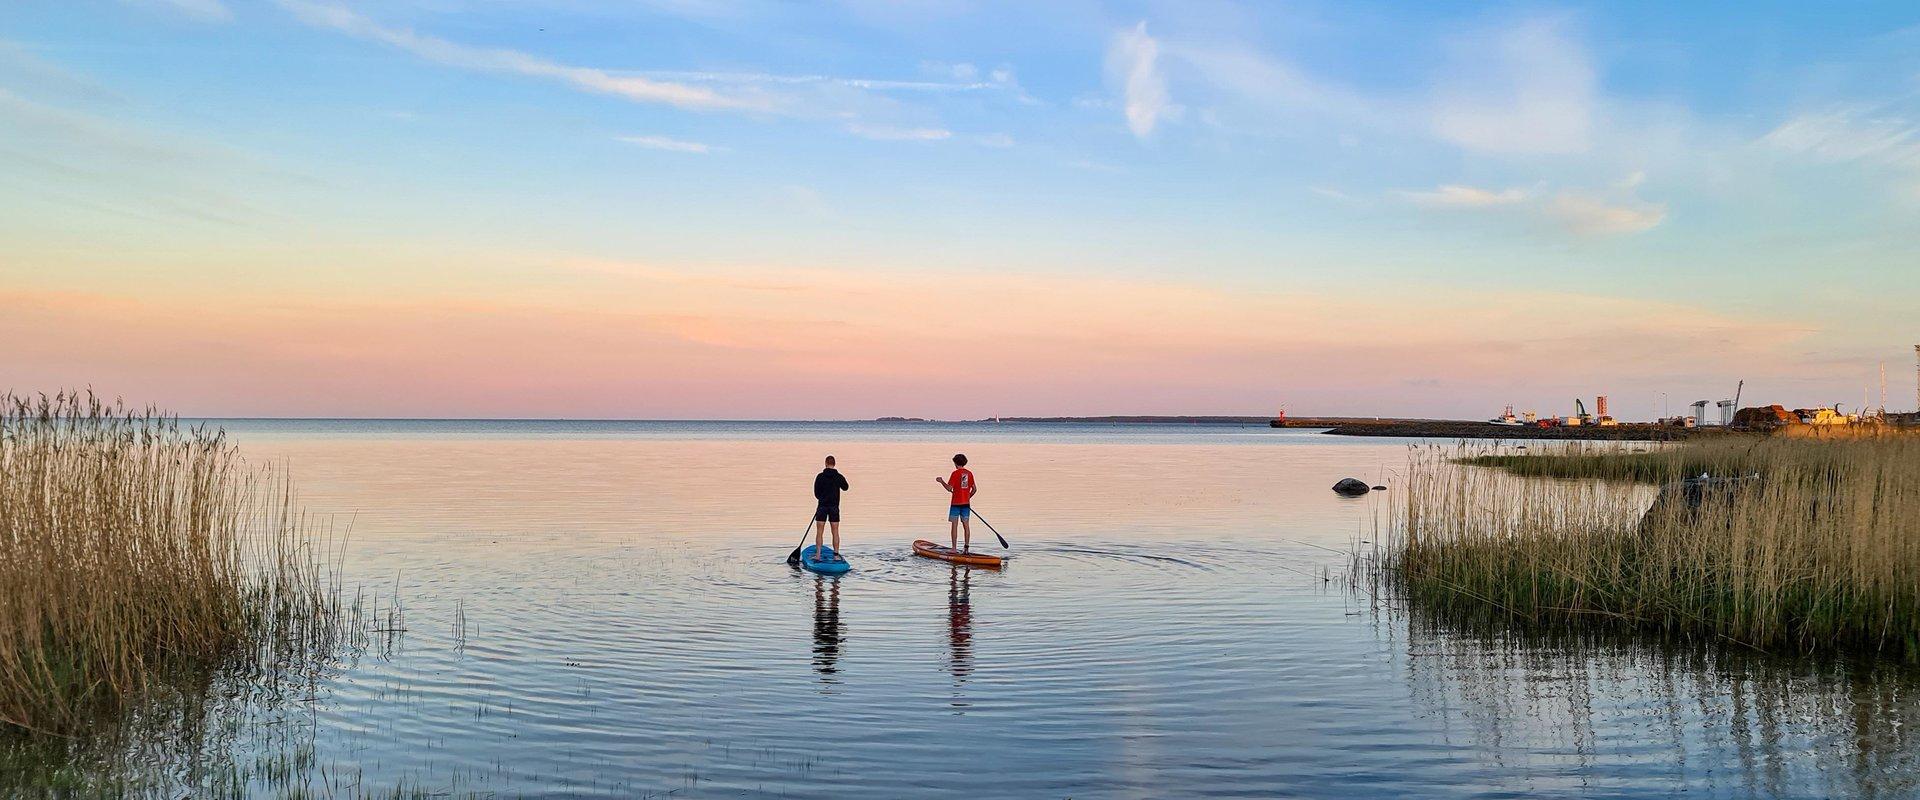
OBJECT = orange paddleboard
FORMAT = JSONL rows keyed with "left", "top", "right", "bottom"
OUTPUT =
{"left": 913, "top": 539, "right": 1004, "bottom": 568}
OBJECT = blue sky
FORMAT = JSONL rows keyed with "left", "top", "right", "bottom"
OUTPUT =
{"left": 1, "top": 1, "right": 1916, "bottom": 418}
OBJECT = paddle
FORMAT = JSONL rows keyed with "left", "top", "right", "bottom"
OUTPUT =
{"left": 969, "top": 509, "right": 1011, "bottom": 550}
{"left": 785, "top": 516, "right": 818, "bottom": 564}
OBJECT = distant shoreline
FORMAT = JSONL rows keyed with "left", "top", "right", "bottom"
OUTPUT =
{"left": 193, "top": 416, "right": 1726, "bottom": 441}
{"left": 929, "top": 416, "right": 1726, "bottom": 441}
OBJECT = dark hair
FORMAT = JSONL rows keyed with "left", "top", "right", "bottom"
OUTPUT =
{"left": 825, "top": 455, "right": 836, "bottom": 466}
{"left": 952, "top": 453, "right": 967, "bottom": 467}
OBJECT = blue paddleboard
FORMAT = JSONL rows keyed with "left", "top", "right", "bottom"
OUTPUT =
{"left": 798, "top": 544, "right": 851, "bottom": 575}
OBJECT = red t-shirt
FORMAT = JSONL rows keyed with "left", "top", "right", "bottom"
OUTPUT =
{"left": 948, "top": 468, "right": 976, "bottom": 505}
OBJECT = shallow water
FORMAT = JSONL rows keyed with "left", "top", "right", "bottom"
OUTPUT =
{"left": 40, "top": 422, "right": 1920, "bottom": 797}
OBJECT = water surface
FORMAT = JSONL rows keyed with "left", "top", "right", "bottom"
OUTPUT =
{"left": 68, "top": 421, "right": 1920, "bottom": 797}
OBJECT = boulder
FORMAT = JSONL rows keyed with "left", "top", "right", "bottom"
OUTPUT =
{"left": 1332, "top": 478, "right": 1371, "bottom": 496}
{"left": 1639, "top": 473, "right": 1760, "bottom": 532}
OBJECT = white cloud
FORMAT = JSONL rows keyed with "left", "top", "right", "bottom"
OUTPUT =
{"left": 1544, "top": 192, "right": 1666, "bottom": 236}
{"left": 1761, "top": 107, "right": 1920, "bottom": 170}
{"left": 1396, "top": 184, "right": 1529, "bottom": 208}
{"left": 274, "top": 1, "right": 757, "bottom": 111}
{"left": 845, "top": 123, "right": 951, "bottom": 141}
{"left": 123, "top": 0, "right": 232, "bottom": 22}
{"left": 615, "top": 134, "right": 716, "bottom": 154}
{"left": 1106, "top": 21, "right": 1169, "bottom": 139}
{"left": 1431, "top": 17, "right": 1595, "bottom": 155}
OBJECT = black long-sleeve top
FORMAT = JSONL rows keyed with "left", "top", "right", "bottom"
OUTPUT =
{"left": 813, "top": 468, "right": 849, "bottom": 506}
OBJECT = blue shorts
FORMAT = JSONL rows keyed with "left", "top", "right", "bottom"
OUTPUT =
{"left": 948, "top": 505, "right": 971, "bottom": 520}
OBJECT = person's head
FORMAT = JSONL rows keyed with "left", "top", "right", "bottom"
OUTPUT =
{"left": 952, "top": 453, "right": 967, "bottom": 467}
{"left": 824, "top": 455, "right": 836, "bottom": 467}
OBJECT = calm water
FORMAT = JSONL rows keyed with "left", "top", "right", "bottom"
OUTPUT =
{"left": 62, "top": 422, "right": 1920, "bottom": 797}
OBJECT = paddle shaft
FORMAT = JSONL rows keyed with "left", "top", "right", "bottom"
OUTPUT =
{"left": 968, "top": 508, "right": 1011, "bottom": 549}
{"left": 785, "top": 515, "right": 818, "bottom": 563}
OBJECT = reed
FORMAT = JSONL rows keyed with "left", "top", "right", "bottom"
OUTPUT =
{"left": 0, "top": 391, "right": 341, "bottom": 736}
{"left": 1381, "top": 432, "right": 1920, "bottom": 657}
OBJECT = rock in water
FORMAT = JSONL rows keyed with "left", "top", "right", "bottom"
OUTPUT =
{"left": 1332, "top": 478, "right": 1371, "bottom": 496}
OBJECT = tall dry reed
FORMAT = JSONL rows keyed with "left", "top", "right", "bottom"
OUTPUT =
{"left": 1382, "top": 433, "right": 1920, "bottom": 657}
{"left": 0, "top": 391, "right": 340, "bottom": 736}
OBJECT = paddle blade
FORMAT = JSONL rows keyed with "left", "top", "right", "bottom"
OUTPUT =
{"left": 786, "top": 547, "right": 802, "bottom": 564}
{"left": 993, "top": 531, "right": 1009, "bottom": 549}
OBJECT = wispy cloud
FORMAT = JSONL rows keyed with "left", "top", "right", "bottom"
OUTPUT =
{"left": 1544, "top": 192, "right": 1666, "bottom": 236}
{"left": 641, "top": 68, "right": 995, "bottom": 94}
{"left": 1761, "top": 107, "right": 1920, "bottom": 170}
{"left": 1431, "top": 17, "right": 1595, "bottom": 155}
{"left": 844, "top": 122, "right": 951, "bottom": 141}
{"left": 274, "top": 0, "right": 759, "bottom": 111}
{"left": 1396, "top": 181, "right": 1664, "bottom": 236}
{"left": 1161, "top": 40, "right": 1385, "bottom": 128}
{"left": 1396, "top": 184, "right": 1529, "bottom": 208}
{"left": 122, "top": 0, "right": 232, "bottom": 22}
{"left": 0, "top": 88, "right": 267, "bottom": 225}
{"left": 1107, "top": 21, "right": 1169, "bottom": 139}
{"left": 615, "top": 134, "right": 716, "bottom": 154}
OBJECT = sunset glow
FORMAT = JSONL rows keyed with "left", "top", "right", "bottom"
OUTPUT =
{"left": 4, "top": 3, "right": 1915, "bottom": 418}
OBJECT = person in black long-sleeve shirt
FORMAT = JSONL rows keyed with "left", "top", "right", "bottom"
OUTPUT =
{"left": 812, "top": 455, "right": 850, "bottom": 560}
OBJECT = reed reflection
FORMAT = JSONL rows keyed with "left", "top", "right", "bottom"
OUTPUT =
{"left": 1397, "top": 612, "right": 1920, "bottom": 798}
{"left": 811, "top": 575, "right": 843, "bottom": 687}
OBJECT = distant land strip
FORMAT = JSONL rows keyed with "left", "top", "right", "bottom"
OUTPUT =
{"left": 875, "top": 415, "right": 1727, "bottom": 441}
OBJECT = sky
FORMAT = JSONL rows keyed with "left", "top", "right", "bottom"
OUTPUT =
{"left": 1, "top": 1, "right": 1916, "bottom": 420}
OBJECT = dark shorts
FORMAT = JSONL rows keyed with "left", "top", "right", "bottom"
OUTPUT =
{"left": 814, "top": 504, "right": 841, "bottom": 523}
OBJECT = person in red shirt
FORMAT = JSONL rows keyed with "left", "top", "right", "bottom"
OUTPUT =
{"left": 936, "top": 453, "right": 978, "bottom": 553}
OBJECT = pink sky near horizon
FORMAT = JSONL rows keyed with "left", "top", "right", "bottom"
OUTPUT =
{"left": 3, "top": 258, "right": 1869, "bottom": 421}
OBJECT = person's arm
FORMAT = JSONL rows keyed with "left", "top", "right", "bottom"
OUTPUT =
{"left": 839, "top": 473, "right": 850, "bottom": 492}
{"left": 937, "top": 477, "right": 952, "bottom": 494}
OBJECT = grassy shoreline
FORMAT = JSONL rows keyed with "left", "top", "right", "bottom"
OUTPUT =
{"left": 0, "top": 392, "right": 342, "bottom": 737}
{"left": 1376, "top": 432, "right": 1920, "bottom": 657}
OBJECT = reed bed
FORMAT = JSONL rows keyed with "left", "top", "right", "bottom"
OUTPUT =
{"left": 0, "top": 391, "right": 342, "bottom": 737}
{"left": 1380, "top": 432, "right": 1920, "bottom": 657}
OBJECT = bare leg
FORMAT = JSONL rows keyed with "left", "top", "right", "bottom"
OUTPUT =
{"left": 814, "top": 519, "right": 825, "bottom": 554}
{"left": 961, "top": 517, "right": 972, "bottom": 553}
{"left": 949, "top": 516, "right": 958, "bottom": 550}
{"left": 830, "top": 521, "right": 841, "bottom": 558}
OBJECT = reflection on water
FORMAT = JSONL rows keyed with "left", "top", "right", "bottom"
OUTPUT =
{"left": 1397, "top": 613, "right": 1920, "bottom": 799}
{"left": 6, "top": 421, "right": 1919, "bottom": 797}
{"left": 811, "top": 575, "right": 843, "bottom": 685}
{"left": 946, "top": 565, "right": 974, "bottom": 706}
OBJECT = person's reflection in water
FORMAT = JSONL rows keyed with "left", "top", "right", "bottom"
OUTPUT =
{"left": 811, "top": 574, "right": 843, "bottom": 690}
{"left": 946, "top": 564, "right": 973, "bottom": 711}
